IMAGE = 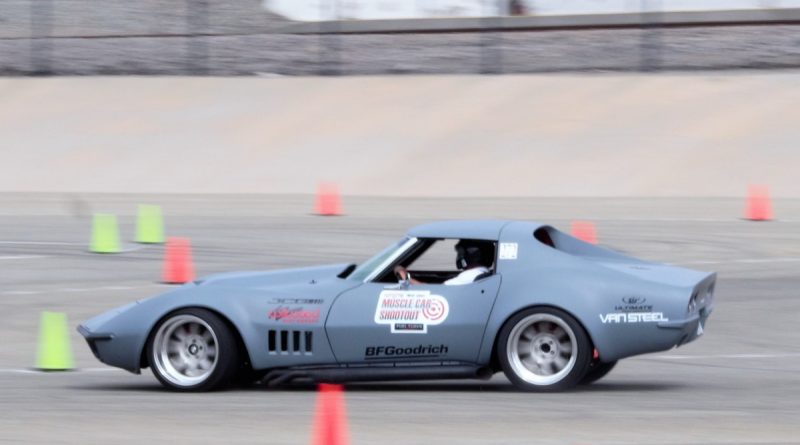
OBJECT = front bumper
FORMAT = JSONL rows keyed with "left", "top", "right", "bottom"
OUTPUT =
{"left": 77, "top": 324, "right": 113, "bottom": 361}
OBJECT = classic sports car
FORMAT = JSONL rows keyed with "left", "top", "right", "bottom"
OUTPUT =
{"left": 78, "top": 220, "right": 715, "bottom": 392}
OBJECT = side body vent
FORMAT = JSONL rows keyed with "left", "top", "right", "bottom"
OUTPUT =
{"left": 268, "top": 329, "right": 313, "bottom": 355}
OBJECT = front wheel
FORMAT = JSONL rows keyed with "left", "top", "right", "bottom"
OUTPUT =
{"left": 497, "top": 307, "right": 592, "bottom": 392}
{"left": 148, "top": 308, "right": 240, "bottom": 391}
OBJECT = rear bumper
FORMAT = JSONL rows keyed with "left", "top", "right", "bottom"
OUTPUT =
{"left": 657, "top": 306, "right": 713, "bottom": 347}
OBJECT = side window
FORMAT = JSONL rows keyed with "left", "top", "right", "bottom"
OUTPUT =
{"left": 409, "top": 239, "right": 459, "bottom": 271}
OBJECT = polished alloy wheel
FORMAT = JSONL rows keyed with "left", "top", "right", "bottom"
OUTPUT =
{"left": 152, "top": 314, "right": 219, "bottom": 387}
{"left": 506, "top": 313, "right": 578, "bottom": 386}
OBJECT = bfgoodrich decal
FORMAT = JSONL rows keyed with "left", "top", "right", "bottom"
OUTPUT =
{"left": 365, "top": 344, "right": 448, "bottom": 359}
{"left": 374, "top": 290, "right": 449, "bottom": 334}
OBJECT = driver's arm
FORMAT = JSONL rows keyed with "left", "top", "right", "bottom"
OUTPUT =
{"left": 393, "top": 265, "right": 424, "bottom": 285}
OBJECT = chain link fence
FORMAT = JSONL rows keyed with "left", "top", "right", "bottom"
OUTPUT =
{"left": 2, "top": 0, "right": 800, "bottom": 75}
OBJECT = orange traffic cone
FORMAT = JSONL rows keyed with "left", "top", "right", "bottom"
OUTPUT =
{"left": 311, "top": 383, "right": 350, "bottom": 445}
{"left": 571, "top": 221, "right": 598, "bottom": 244}
{"left": 162, "top": 237, "right": 195, "bottom": 284}
{"left": 315, "top": 183, "right": 342, "bottom": 216}
{"left": 744, "top": 184, "right": 772, "bottom": 221}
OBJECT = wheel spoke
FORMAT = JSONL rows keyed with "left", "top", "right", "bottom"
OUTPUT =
{"left": 168, "top": 340, "right": 182, "bottom": 353}
{"left": 172, "top": 358, "right": 189, "bottom": 373}
{"left": 199, "top": 358, "right": 214, "bottom": 370}
{"left": 521, "top": 326, "right": 536, "bottom": 340}
{"left": 554, "top": 355, "right": 568, "bottom": 370}
{"left": 173, "top": 329, "right": 186, "bottom": 341}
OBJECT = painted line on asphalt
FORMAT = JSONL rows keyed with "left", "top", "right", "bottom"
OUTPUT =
{"left": 1, "top": 283, "right": 173, "bottom": 296}
{"left": 584, "top": 217, "right": 800, "bottom": 223}
{"left": 651, "top": 353, "right": 800, "bottom": 360}
{"left": 674, "top": 257, "right": 800, "bottom": 266}
{"left": 0, "top": 241, "right": 84, "bottom": 246}
{"left": 0, "top": 255, "right": 49, "bottom": 261}
{"left": 1, "top": 290, "right": 41, "bottom": 295}
{"left": 0, "top": 367, "right": 125, "bottom": 374}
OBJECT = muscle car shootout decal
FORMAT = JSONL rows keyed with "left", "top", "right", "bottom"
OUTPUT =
{"left": 268, "top": 306, "right": 320, "bottom": 323}
{"left": 365, "top": 344, "right": 448, "bottom": 359}
{"left": 375, "top": 290, "right": 450, "bottom": 333}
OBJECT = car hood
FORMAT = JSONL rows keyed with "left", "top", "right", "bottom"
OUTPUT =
{"left": 195, "top": 263, "right": 352, "bottom": 290}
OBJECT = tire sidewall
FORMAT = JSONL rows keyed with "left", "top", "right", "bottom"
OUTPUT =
{"left": 497, "top": 306, "right": 592, "bottom": 392}
{"left": 580, "top": 360, "right": 617, "bottom": 385}
{"left": 147, "top": 307, "right": 239, "bottom": 391}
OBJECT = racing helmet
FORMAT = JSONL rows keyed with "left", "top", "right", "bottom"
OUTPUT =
{"left": 455, "top": 240, "right": 493, "bottom": 270}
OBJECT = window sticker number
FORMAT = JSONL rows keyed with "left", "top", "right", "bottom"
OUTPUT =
{"left": 498, "top": 242, "right": 518, "bottom": 260}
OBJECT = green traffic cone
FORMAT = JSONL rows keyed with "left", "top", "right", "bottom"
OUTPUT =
{"left": 135, "top": 204, "right": 164, "bottom": 244}
{"left": 90, "top": 213, "right": 120, "bottom": 253}
{"left": 36, "top": 311, "right": 74, "bottom": 371}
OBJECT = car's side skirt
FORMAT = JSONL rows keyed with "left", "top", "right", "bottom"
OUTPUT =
{"left": 261, "top": 363, "right": 494, "bottom": 386}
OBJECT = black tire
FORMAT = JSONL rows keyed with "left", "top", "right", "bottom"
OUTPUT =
{"left": 147, "top": 308, "right": 240, "bottom": 391}
{"left": 497, "top": 307, "right": 592, "bottom": 392}
{"left": 580, "top": 360, "right": 617, "bottom": 385}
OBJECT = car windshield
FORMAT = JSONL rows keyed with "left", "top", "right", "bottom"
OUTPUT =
{"left": 348, "top": 237, "right": 415, "bottom": 282}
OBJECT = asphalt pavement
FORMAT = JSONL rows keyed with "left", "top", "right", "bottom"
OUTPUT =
{"left": 1, "top": 194, "right": 799, "bottom": 444}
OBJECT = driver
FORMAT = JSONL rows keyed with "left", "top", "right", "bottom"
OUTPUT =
{"left": 394, "top": 240, "right": 493, "bottom": 286}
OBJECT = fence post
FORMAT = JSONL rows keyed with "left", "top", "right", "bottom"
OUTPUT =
{"left": 30, "top": 0, "right": 53, "bottom": 75}
{"left": 319, "top": 0, "right": 341, "bottom": 75}
{"left": 186, "top": 0, "right": 210, "bottom": 75}
{"left": 479, "top": 2, "right": 504, "bottom": 74}
{"left": 639, "top": 0, "right": 663, "bottom": 72}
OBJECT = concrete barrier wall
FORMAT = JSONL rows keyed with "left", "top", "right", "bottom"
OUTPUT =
{"left": 1, "top": 74, "right": 797, "bottom": 197}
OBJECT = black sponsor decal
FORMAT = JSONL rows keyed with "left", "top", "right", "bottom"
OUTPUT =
{"left": 364, "top": 344, "right": 448, "bottom": 360}
{"left": 614, "top": 296, "right": 653, "bottom": 313}
{"left": 622, "top": 296, "right": 646, "bottom": 305}
{"left": 269, "top": 298, "right": 324, "bottom": 305}
{"left": 393, "top": 323, "right": 424, "bottom": 332}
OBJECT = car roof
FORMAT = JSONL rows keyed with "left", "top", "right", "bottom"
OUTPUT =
{"left": 407, "top": 220, "right": 541, "bottom": 240}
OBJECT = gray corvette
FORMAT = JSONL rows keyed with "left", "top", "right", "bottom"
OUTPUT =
{"left": 79, "top": 220, "right": 715, "bottom": 391}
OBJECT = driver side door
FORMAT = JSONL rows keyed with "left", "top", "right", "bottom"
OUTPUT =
{"left": 325, "top": 276, "right": 502, "bottom": 364}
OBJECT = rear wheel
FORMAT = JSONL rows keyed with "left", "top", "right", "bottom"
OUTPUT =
{"left": 498, "top": 307, "right": 591, "bottom": 392}
{"left": 580, "top": 360, "right": 617, "bottom": 385}
{"left": 148, "top": 308, "right": 240, "bottom": 391}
